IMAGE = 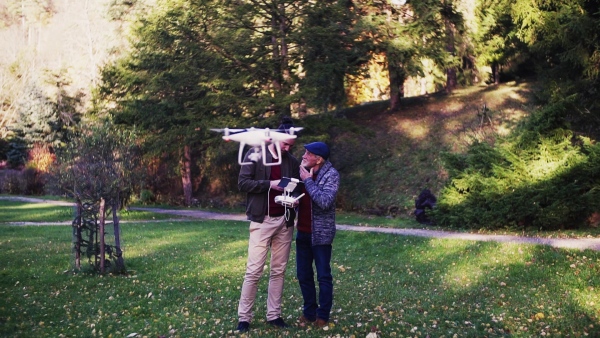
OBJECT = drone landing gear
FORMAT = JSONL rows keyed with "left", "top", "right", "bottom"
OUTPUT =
{"left": 238, "top": 142, "right": 283, "bottom": 166}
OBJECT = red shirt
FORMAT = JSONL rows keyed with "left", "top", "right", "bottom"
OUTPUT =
{"left": 267, "top": 157, "right": 285, "bottom": 217}
{"left": 297, "top": 172, "right": 316, "bottom": 233}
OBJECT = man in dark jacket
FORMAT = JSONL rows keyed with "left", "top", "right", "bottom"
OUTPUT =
{"left": 235, "top": 123, "right": 300, "bottom": 333}
{"left": 296, "top": 142, "right": 340, "bottom": 328}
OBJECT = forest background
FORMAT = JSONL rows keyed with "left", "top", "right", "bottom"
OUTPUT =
{"left": 0, "top": 0, "right": 599, "bottom": 231}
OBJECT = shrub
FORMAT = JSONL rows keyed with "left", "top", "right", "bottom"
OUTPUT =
{"left": 0, "top": 170, "right": 26, "bottom": 194}
{"left": 22, "top": 167, "right": 45, "bottom": 195}
{"left": 27, "top": 143, "right": 56, "bottom": 173}
{"left": 139, "top": 189, "right": 155, "bottom": 204}
{"left": 435, "top": 101, "right": 600, "bottom": 231}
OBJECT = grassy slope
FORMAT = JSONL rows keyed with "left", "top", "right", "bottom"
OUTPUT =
{"left": 336, "top": 80, "right": 541, "bottom": 217}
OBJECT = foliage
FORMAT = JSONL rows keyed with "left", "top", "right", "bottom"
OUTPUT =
{"left": 511, "top": 0, "right": 600, "bottom": 134}
{"left": 0, "top": 138, "right": 8, "bottom": 161}
{"left": 7, "top": 83, "right": 78, "bottom": 168}
{"left": 355, "top": 0, "right": 463, "bottom": 105}
{"left": 473, "top": 0, "right": 530, "bottom": 82}
{"left": 513, "top": 0, "right": 600, "bottom": 83}
{"left": 0, "top": 170, "right": 26, "bottom": 194}
{"left": 47, "top": 121, "right": 143, "bottom": 206}
{"left": 7, "top": 84, "right": 56, "bottom": 167}
{"left": 26, "top": 143, "right": 56, "bottom": 173}
{"left": 5, "top": 138, "right": 27, "bottom": 168}
{"left": 1, "top": 221, "right": 599, "bottom": 337}
{"left": 433, "top": 0, "right": 600, "bottom": 231}
{"left": 0, "top": 167, "right": 44, "bottom": 195}
{"left": 297, "top": 0, "right": 367, "bottom": 112}
{"left": 435, "top": 100, "right": 600, "bottom": 230}
{"left": 98, "top": 0, "right": 253, "bottom": 205}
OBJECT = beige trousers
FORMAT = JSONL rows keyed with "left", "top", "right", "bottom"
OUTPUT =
{"left": 237, "top": 215, "right": 293, "bottom": 322}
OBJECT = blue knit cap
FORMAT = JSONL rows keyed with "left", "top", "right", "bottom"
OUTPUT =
{"left": 304, "top": 142, "right": 330, "bottom": 160}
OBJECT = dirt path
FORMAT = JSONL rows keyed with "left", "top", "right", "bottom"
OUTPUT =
{"left": 2, "top": 196, "right": 600, "bottom": 251}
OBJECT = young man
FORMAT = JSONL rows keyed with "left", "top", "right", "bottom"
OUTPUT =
{"left": 296, "top": 142, "right": 340, "bottom": 328}
{"left": 235, "top": 121, "right": 300, "bottom": 333}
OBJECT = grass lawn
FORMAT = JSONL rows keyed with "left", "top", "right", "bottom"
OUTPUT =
{"left": 0, "top": 200, "right": 184, "bottom": 223}
{"left": 1, "top": 209, "right": 599, "bottom": 337}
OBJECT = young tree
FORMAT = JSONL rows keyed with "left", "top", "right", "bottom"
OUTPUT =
{"left": 49, "top": 122, "right": 142, "bottom": 273}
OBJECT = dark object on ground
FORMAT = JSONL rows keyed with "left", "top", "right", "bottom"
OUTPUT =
{"left": 267, "top": 317, "right": 290, "bottom": 328}
{"left": 414, "top": 189, "right": 436, "bottom": 225}
{"left": 236, "top": 321, "right": 250, "bottom": 332}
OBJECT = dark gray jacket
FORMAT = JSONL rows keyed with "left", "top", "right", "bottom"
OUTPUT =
{"left": 238, "top": 148, "right": 300, "bottom": 223}
{"left": 302, "top": 160, "right": 339, "bottom": 246}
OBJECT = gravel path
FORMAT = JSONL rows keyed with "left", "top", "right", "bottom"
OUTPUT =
{"left": 2, "top": 196, "right": 599, "bottom": 251}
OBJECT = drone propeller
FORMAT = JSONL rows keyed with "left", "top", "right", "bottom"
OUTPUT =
{"left": 210, "top": 128, "right": 246, "bottom": 133}
{"left": 210, "top": 128, "right": 246, "bottom": 139}
{"left": 274, "top": 126, "right": 304, "bottom": 135}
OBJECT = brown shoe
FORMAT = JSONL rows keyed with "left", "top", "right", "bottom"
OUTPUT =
{"left": 298, "top": 315, "right": 315, "bottom": 326}
{"left": 315, "top": 318, "right": 328, "bottom": 328}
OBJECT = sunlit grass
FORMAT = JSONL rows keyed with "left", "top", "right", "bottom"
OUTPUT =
{"left": 0, "top": 200, "right": 183, "bottom": 223}
{"left": 1, "top": 221, "right": 599, "bottom": 337}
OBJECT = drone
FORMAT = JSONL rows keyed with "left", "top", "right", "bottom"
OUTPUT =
{"left": 210, "top": 126, "right": 303, "bottom": 166}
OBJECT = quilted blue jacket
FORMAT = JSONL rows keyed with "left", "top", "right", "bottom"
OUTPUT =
{"left": 302, "top": 160, "right": 340, "bottom": 246}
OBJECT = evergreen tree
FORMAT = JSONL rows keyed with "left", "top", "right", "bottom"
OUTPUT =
{"left": 473, "top": 0, "right": 524, "bottom": 84}
{"left": 297, "top": 0, "right": 366, "bottom": 113}
{"left": 355, "top": 0, "right": 463, "bottom": 109}
{"left": 512, "top": 0, "right": 600, "bottom": 135}
{"left": 98, "top": 0, "right": 245, "bottom": 206}
{"left": 7, "top": 84, "right": 69, "bottom": 167}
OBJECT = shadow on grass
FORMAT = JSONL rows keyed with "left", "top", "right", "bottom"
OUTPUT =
{"left": 333, "top": 231, "right": 599, "bottom": 337}
{"left": 1, "top": 221, "right": 598, "bottom": 337}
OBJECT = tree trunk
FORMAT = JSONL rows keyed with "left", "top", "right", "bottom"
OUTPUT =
{"left": 181, "top": 145, "right": 193, "bottom": 206}
{"left": 387, "top": 56, "right": 405, "bottom": 111}
{"left": 271, "top": 11, "right": 282, "bottom": 92}
{"left": 99, "top": 197, "right": 106, "bottom": 274}
{"left": 265, "top": 4, "right": 293, "bottom": 116}
{"left": 112, "top": 201, "right": 125, "bottom": 273}
{"left": 444, "top": 11, "right": 457, "bottom": 93}
{"left": 74, "top": 201, "right": 82, "bottom": 270}
{"left": 492, "top": 62, "right": 500, "bottom": 84}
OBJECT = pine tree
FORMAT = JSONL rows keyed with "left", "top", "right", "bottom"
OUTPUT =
{"left": 7, "top": 84, "right": 67, "bottom": 167}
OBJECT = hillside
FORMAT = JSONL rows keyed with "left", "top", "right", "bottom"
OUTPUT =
{"left": 333, "top": 80, "right": 541, "bottom": 217}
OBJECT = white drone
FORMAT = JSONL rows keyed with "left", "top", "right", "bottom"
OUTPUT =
{"left": 210, "top": 126, "right": 303, "bottom": 166}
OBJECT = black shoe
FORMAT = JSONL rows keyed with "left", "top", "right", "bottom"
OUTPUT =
{"left": 267, "top": 317, "right": 290, "bottom": 328}
{"left": 236, "top": 321, "right": 250, "bottom": 332}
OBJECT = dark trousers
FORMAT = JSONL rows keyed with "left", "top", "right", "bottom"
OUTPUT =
{"left": 295, "top": 231, "right": 333, "bottom": 321}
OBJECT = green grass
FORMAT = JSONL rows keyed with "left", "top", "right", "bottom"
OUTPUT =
{"left": 0, "top": 200, "right": 183, "bottom": 223}
{"left": 336, "top": 210, "right": 600, "bottom": 239}
{"left": 0, "top": 200, "right": 74, "bottom": 222}
{"left": 1, "top": 217, "right": 599, "bottom": 337}
{"left": 4, "top": 197, "right": 599, "bottom": 240}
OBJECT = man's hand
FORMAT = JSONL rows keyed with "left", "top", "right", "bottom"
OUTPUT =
{"left": 270, "top": 179, "right": 284, "bottom": 191}
{"left": 299, "top": 166, "right": 313, "bottom": 180}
